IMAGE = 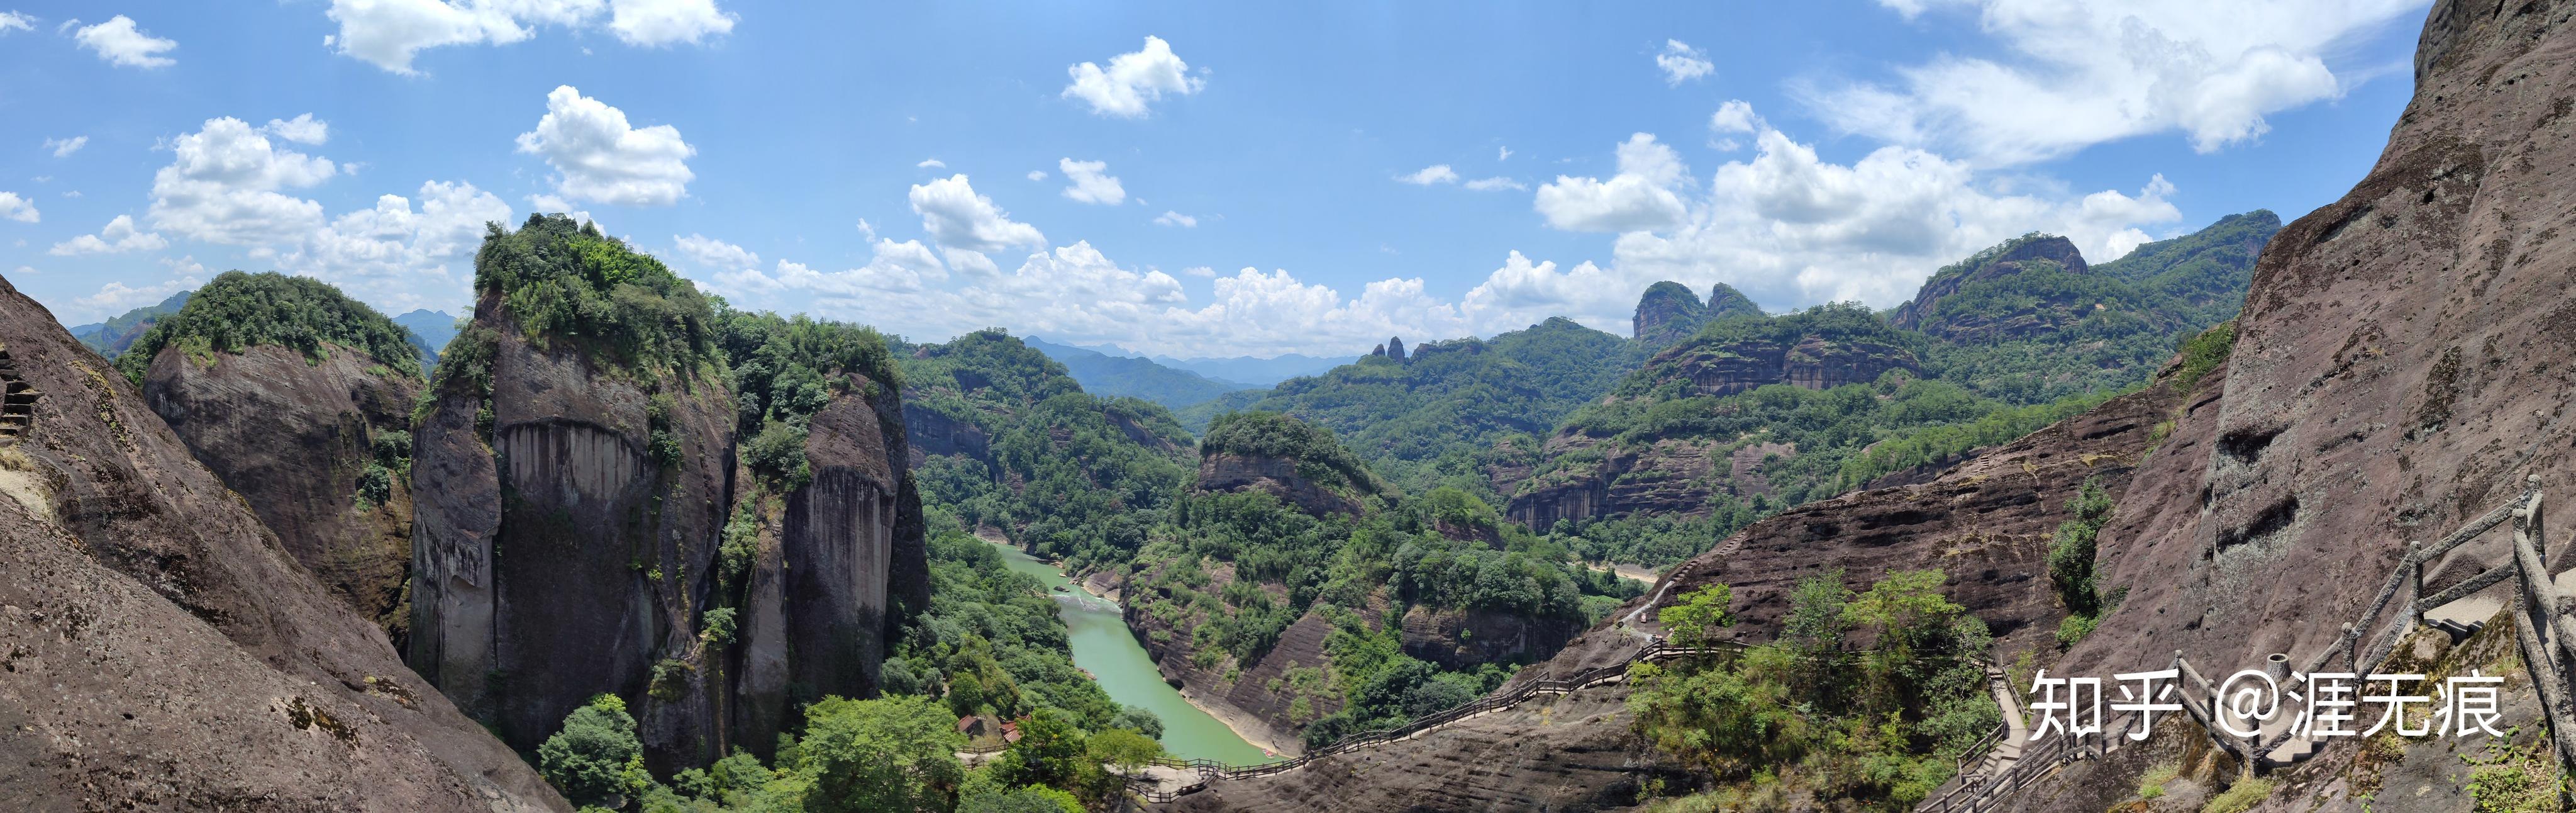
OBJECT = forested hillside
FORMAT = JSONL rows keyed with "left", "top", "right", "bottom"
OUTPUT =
{"left": 1501, "top": 213, "right": 2274, "bottom": 570}
{"left": 65, "top": 290, "right": 191, "bottom": 358}
{"left": 897, "top": 329, "right": 1200, "bottom": 573}
{"left": 1212, "top": 318, "right": 1654, "bottom": 499}
{"left": 1024, "top": 335, "right": 1250, "bottom": 410}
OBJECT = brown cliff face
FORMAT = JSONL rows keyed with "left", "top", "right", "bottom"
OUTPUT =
{"left": 2064, "top": 0, "right": 2576, "bottom": 701}
{"left": 1397, "top": 605, "right": 1582, "bottom": 670}
{"left": 141, "top": 343, "right": 421, "bottom": 648}
{"left": 409, "top": 289, "right": 739, "bottom": 771}
{"left": 1124, "top": 563, "right": 1344, "bottom": 754}
{"left": 1506, "top": 436, "right": 1792, "bottom": 531}
{"left": 1631, "top": 281, "right": 1711, "bottom": 348}
{"left": 1641, "top": 334, "right": 1921, "bottom": 400}
{"left": 0, "top": 275, "right": 565, "bottom": 811}
{"left": 1196, "top": 452, "right": 1362, "bottom": 517}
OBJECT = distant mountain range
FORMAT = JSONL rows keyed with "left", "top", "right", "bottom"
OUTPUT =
{"left": 1040, "top": 337, "right": 1358, "bottom": 386}
{"left": 65, "top": 291, "right": 191, "bottom": 357}
{"left": 1021, "top": 336, "right": 1255, "bottom": 410}
{"left": 391, "top": 309, "right": 460, "bottom": 369}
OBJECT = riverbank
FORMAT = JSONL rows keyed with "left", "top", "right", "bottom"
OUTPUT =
{"left": 1177, "top": 685, "right": 1302, "bottom": 758}
{"left": 980, "top": 536, "right": 1276, "bottom": 764}
{"left": 1586, "top": 561, "right": 1659, "bottom": 584}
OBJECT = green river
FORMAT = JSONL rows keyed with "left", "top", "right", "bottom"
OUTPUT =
{"left": 987, "top": 542, "right": 1276, "bottom": 765}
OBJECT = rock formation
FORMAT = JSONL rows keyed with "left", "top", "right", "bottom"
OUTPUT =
{"left": 0, "top": 272, "right": 566, "bottom": 811}
{"left": 1630, "top": 281, "right": 1709, "bottom": 348}
{"left": 1704, "top": 282, "right": 1763, "bottom": 322}
{"left": 730, "top": 379, "right": 921, "bottom": 758}
{"left": 1385, "top": 336, "right": 1407, "bottom": 362}
{"left": 1194, "top": 412, "right": 1390, "bottom": 518}
{"left": 142, "top": 328, "right": 423, "bottom": 648}
{"left": 408, "top": 216, "right": 925, "bottom": 771}
{"left": 1885, "top": 234, "right": 2092, "bottom": 337}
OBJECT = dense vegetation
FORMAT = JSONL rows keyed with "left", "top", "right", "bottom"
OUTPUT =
{"left": 1916, "top": 213, "right": 2277, "bottom": 405}
{"left": 1629, "top": 571, "right": 1999, "bottom": 809}
{"left": 114, "top": 271, "right": 423, "bottom": 385}
{"left": 1224, "top": 317, "right": 1653, "bottom": 499}
{"left": 713, "top": 308, "right": 902, "bottom": 489}
{"left": 1023, "top": 336, "right": 1247, "bottom": 410}
{"left": 1199, "top": 410, "right": 1393, "bottom": 501}
{"left": 472, "top": 213, "right": 724, "bottom": 379}
{"left": 899, "top": 330, "right": 1197, "bottom": 573}
{"left": 540, "top": 507, "right": 1167, "bottom": 812}
{"left": 2046, "top": 479, "right": 2116, "bottom": 646}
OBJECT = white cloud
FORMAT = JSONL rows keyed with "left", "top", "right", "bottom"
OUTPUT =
{"left": 1058, "top": 158, "right": 1125, "bottom": 205}
{"left": 148, "top": 116, "right": 338, "bottom": 245}
{"left": 74, "top": 276, "right": 202, "bottom": 321}
{"left": 1498, "top": 146, "right": 1512, "bottom": 161}
{"left": 854, "top": 218, "right": 875, "bottom": 239}
{"left": 48, "top": 215, "right": 167, "bottom": 255}
{"left": 909, "top": 174, "right": 1044, "bottom": 253}
{"left": 674, "top": 233, "right": 758, "bottom": 271}
{"left": 719, "top": 238, "right": 947, "bottom": 299}
{"left": 515, "top": 85, "right": 696, "bottom": 206}
{"left": 605, "top": 0, "right": 734, "bottom": 46}
{"left": 1153, "top": 210, "right": 1197, "bottom": 228}
{"left": 918, "top": 158, "right": 947, "bottom": 169}
{"left": 941, "top": 247, "right": 998, "bottom": 278}
{"left": 1806, "top": 0, "right": 2422, "bottom": 164}
{"left": 1655, "top": 39, "right": 1713, "bottom": 85}
{"left": 264, "top": 114, "right": 330, "bottom": 145}
{"left": 322, "top": 0, "right": 732, "bottom": 74}
{"left": 1181, "top": 266, "right": 1214, "bottom": 278}
{"left": 1709, "top": 99, "right": 1763, "bottom": 133}
{"left": 43, "top": 136, "right": 86, "bottom": 157}
{"left": 72, "top": 15, "right": 177, "bottom": 68}
{"left": 1026, "top": 169, "right": 1048, "bottom": 181}
{"left": 271, "top": 181, "right": 511, "bottom": 307}
{"left": 0, "top": 192, "right": 35, "bottom": 223}
{"left": 0, "top": 11, "right": 31, "bottom": 34}
{"left": 1463, "top": 177, "right": 1526, "bottom": 192}
{"left": 1396, "top": 165, "right": 1459, "bottom": 186}
{"left": 1062, "top": 35, "right": 1204, "bottom": 117}
{"left": 1533, "top": 133, "right": 1689, "bottom": 232}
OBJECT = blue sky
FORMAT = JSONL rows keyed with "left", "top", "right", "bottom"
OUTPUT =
{"left": 1, "top": 1, "right": 2428, "bottom": 356}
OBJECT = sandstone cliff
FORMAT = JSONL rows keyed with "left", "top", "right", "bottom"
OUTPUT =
{"left": 1630, "top": 281, "right": 1709, "bottom": 348}
{"left": 2054, "top": 0, "right": 2576, "bottom": 782}
{"left": 0, "top": 273, "right": 566, "bottom": 811}
{"left": 409, "top": 216, "right": 925, "bottom": 773}
{"left": 143, "top": 342, "right": 422, "bottom": 648}
{"left": 1886, "top": 234, "right": 2094, "bottom": 339}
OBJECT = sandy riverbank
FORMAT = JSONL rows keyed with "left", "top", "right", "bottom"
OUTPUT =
{"left": 1176, "top": 685, "right": 1302, "bottom": 758}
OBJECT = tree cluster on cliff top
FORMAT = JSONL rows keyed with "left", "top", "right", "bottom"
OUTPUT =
{"left": 115, "top": 270, "right": 423, "bottom": 385}
{"left": 473, "top": 213, "right": 721, "bottom": 377}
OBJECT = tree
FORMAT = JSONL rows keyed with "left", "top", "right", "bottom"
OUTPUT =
{"left": 2048, "top": 478, "right": 2114, "bottom": 619}
{"left": 537, "top": 694, "right": 648, "bottom": 807}
{"left": 1658, "top": 584, "right": 1736, "bottom": 646}
{"left": 1087, "top": 727, "right": 1163, "bottom": 773}
{"left": 792, "top": 695, "right": 966, "bottom": 813}
{"left": 991, "top": 709, "right": 1087, "bottom": 790}
{"left": 1109, "top": 705, "right": 1163, "bottom": 739}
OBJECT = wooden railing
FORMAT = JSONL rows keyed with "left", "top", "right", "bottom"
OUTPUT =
{"left": 1920, "top": 477, "right": 2564, "bottom": 812}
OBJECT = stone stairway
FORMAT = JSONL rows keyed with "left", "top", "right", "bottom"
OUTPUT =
{"left": 0, "top": 347, "right": 35, "bottom": 444}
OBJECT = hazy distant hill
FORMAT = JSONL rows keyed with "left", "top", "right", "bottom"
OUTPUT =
{"left": 1023, "top": 335, "right": 1253, "bottom": 410}
{"left": 1147, "top": 350, "right": 1358, "bottom": 386}
{"left": 65, "top": 291, "right": 191, "bottom": 357}
{"left": 390, "top": 308, "right": 459, "bottom": 369}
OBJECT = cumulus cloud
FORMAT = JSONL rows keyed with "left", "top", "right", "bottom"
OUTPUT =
{"left": 1804, "top": 0, "right": 2421, "bottom": 164}
{"left": 49, "top": 215, "right": 167, "bottom": 255}
{"left": 1058, "top": 158, "right": 1125, "bottom": 205}
{"left": 1498, "top": 146, "right": 1512, "bottom": 161}
{"left": 72, "top": 15, "right": 176, "bottom": 68}
{"left": 1463, "top": 177, "right": 1526, "bottom": 192}
{"left": 264, "top": 114, "right": 330, "bottom": 145}
{"left": 909, "top": 174, "right": 1044, "bottom": 253}
{"left": 272, "top": 181, "right": 513, "bottom": 302}
{"left": 1396, "top": 165, "right": 1460, "bottom": 186}
{"left": 918, "top": 158, "right": 946, "bottom": 169}
{"left": 0, "top": 11, "right": 31, "bottom": 34}
{"left": 1062, "top": 35, "right": 1204, "bottom": 117}
{"left": 1533, "top": 133, "right": 1689, "bottom": 232}
{"left": 43, "top": 136, "right": 86, "bottom": 157}
{"left": 674, "top": 233, "right": 758, "bottom": 271}
{"left": 1153, "top": 210, "right": 1197, "bottom": 228}
{"left": 0, "top": 192, "right": 35, "bottom": 223}
{"left": 74, "top": 276, "right": 203, "bottom": 321}
{"left": 515, "top": 85, "right": 696, "bottom": 206}
{"left": 148, "top": 116, "right": 339, "bottom": 245}
{"left": 1025, "top": 169, "right": 1048, "bottom": 181}
{"left": 1655, "top": 39, "right": 1713, "bottom": 85}
{"left": 323, "top": 0, "right": 733, "bottom": 74}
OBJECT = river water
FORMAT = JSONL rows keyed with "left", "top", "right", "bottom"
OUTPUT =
{"left": 987, "top": 542, "right": 1275, "bottom": 765}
